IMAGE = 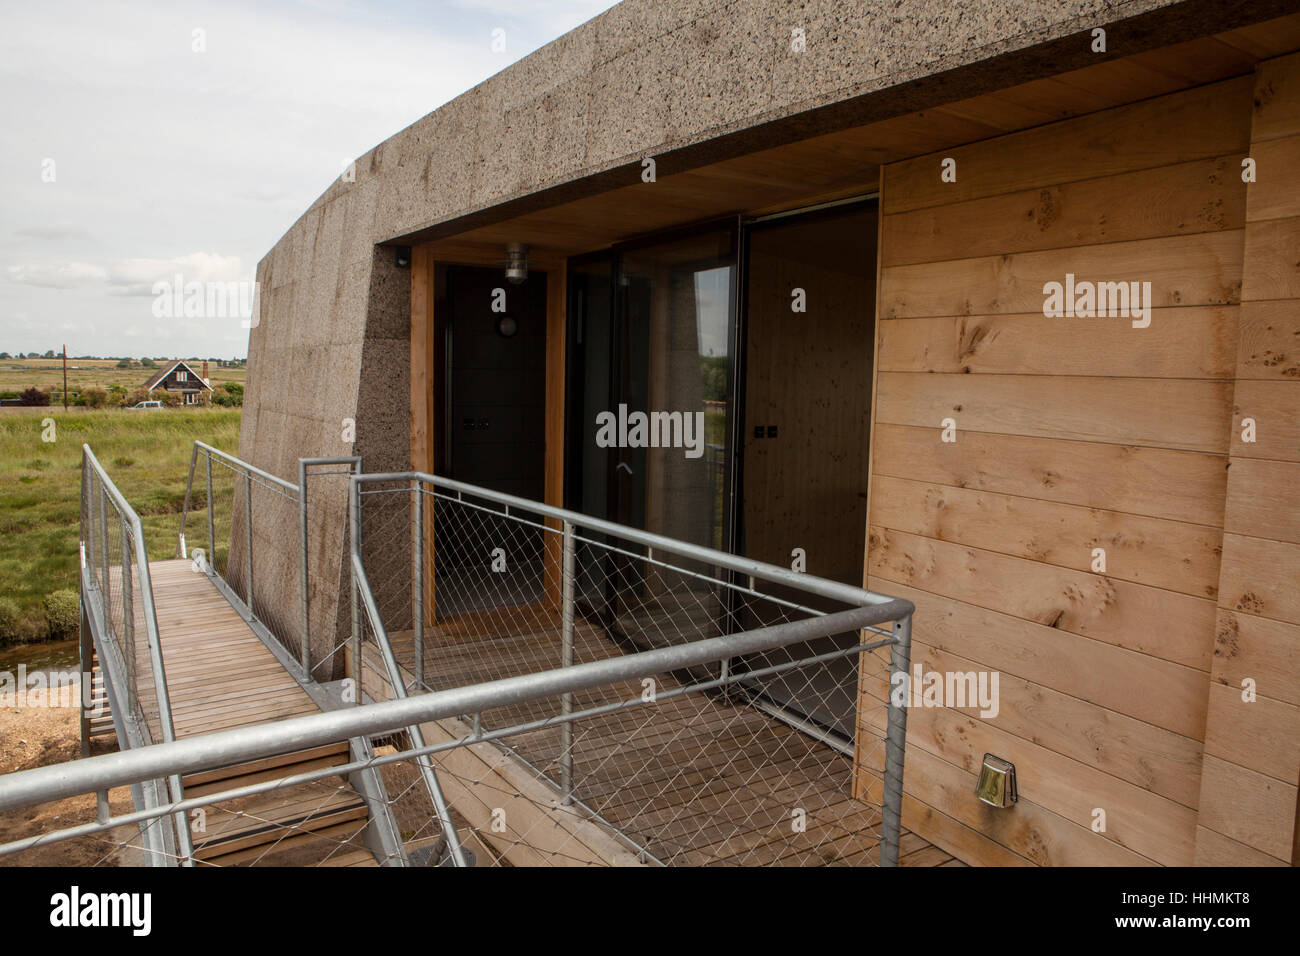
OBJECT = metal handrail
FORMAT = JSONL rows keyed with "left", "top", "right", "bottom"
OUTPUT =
{"left": 348, "top": 479, "right": 468, "bottom": 866}
{"left": 80, "top": 445, "right": 194, "bottom": 865}
{"left": 0, "top": 603, "right": 904, "bottom": 812}
{"left": 177, "top": 441, "right": 360, "bottom": 676}
{"left": 356, "top": 470, "right": 899, "bottom": 610}
{"left": 349, "top": 470, "right": 916, "bottom": 866}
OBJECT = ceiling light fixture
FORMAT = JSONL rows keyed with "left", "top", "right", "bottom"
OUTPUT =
{"left": 503, "top": 242, "right": 528, "bottom": 285}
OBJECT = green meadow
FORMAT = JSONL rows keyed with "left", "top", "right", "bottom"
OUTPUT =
{"left": 0, "top": 407, "right": 241, "bottom": 643}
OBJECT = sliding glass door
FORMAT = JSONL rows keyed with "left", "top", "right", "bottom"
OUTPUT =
{"left": 565, "top": 222, "right": 738, "bottom": 645}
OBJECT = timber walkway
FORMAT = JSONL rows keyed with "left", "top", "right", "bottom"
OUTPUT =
{"left": 0, "top": 442, "right": 939, "bottom": 868}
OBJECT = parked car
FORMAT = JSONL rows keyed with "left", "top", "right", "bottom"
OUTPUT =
{"left": 129, "top": 401, "right": 163, "bottom": 409}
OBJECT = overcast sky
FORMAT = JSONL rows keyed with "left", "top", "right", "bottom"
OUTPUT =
{"left": 0, "top": 0, "right": 618, "bottom": 359}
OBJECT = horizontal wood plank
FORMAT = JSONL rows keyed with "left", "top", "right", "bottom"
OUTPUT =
{"left": 870, "top": 475, "right": 1221, "bottom": 597}
{"left": 869, "top": 579, "right": 1208, "bottom": 743}
{"left": 1218, "top": 533, "right": 1300, "bottom": 625}
{"left": 883, "top": 77, "right": 1253, "bottom": 213}
{"left": 877, "top": 308, "right": 1237, "bottom": 378}
{"left": 870, "top": 424, "right": 1228, "bottom": 526}
{"left": 1241, "top": 217, "right": 1300, "bottom": 300}
{"left": 1212, "top": 610, "right": 1300, "bottom": 707}
{"left": 1234, "top": 300, "right": 1300, "bottom": 379}
{"left": 1203, "top": 681, "right": 1300, "bottom": 782}
{"left": 880, "top": 231, "right": 1243, "bottom": 319}
{"left": 1197, "top": 754, "right": 1296, "bottom": 861}
{"left": 1229, "top": 380, "right": 1300, "bottom": 460}
{"left": 867, "top": 528, "right": 1216, "bottom": 670}
{"left": 875, "top": 372, "right": 1233, "bottom": 453}
{"left": 1224, "top": 457, "right": 1300, "bottom": 542}
{"left": 881, "top": 156, "right": 1246, "bottom": 267}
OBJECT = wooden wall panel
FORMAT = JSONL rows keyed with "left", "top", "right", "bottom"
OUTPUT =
{"left": 881, "top": 156, "right": 1246, "bottom": 267}
{"left": 879, "top": 231, "right": 1243, "bottom": 320}
{"left": 878, "top": 308, "right": 1237, "bottom": 378}
{"left": 1236, "top": 300, "right": 1300, "bottom": 379}
{"left": 744, "top": 239, "right": 874, "bottom": 578}
{"left": 870, "top": 476, "right": 1222, "bottom": 597}
{"left": 872, "top": 424, "right": 1228, "bottom": 526}
{"left": 860, "top": 74, "right": 1261, "bottom": 867}
{"left": 1195, "top": 52, "right": 1300, "bottom": 866}
{"left": 875, "top": 373, "right": 1232, "bottom": 453}
{"left": 871, "top": 580, "right": 1208, "bottom": 742}
{"left": 883, "top": 77, "right": 1253, "bottom": 213}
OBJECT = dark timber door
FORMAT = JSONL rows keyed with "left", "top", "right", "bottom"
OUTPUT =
{"left": 439, "top": 264, "right": 547, "bottom": 614}
{"left": 736, "top": 199, "right": 879, "bottom": 740}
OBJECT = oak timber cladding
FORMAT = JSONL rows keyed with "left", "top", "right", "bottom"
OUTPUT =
{"left": 859, "top": 75, "right": 1256, "bottom": 866}
{"left": 1195, "top": 52, "right": 1300, "bottom": 867}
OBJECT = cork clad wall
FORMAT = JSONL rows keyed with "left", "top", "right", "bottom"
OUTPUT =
{"left": 856, "top": 75, "right": 1259, "bottom": 866}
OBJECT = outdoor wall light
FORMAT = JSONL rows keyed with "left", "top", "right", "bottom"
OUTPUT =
{"left": 503, "top": 242, "right": 528, "bottom": 284}
{"left": 975, "top": 754, "right": 1017, "bottom": 808}
{"left": 394, "top": 245, "right": 411, "bottom": 269}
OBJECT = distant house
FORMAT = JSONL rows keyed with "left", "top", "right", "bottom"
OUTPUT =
{"left": 144, "top": 360, "right": 212, "bottom": 405}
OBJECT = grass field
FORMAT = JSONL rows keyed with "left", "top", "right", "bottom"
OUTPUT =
{"left": 0, "top": 358, "right": 245, "bottom": 397}
{"left": 0, "top": 407, "right": 241, "bottom": 643}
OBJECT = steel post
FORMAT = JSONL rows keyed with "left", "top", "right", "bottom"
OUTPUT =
{"left": 880, "top": 613, "right": 912, "bottom": 867}
{"left": 560, "top": 520, "right": 575, "bottom": 805}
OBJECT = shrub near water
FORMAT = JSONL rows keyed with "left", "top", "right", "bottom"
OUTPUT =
{"left": 0, "top": 407, "right": 241, "bottom": 644}
{"left": 0, "top": 597, "right": 20, "bottom": 643}
{"left": 43, "top": 589, "right": 79, "bottom": 639}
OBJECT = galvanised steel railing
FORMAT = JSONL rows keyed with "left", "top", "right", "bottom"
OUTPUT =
{"left": 348, "top": 471, "right": 915, "bottom": 866}
{"left": 78, "top": 444, "right": 194, "bottom": 866}
{"left": 9, "top": 453, "right": 910, "bottom": 866}
{"left": 0, "top": 589, "right": 911, "bottom": 866}
{"left": 177, "top": 441, "right": 360, "bottom": 677}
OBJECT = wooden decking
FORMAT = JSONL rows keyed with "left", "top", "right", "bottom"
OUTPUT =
{"left": 98, "top": 562, "right": 954, "bottom": 866}
{"left": 113, "top": 560, "right": 373, "bottom": 866}
{"left": 386, "top": 606, "right": 956, "bottom": 867}
{"left": 142, "top": 560, "right": 319, "bottom": 739}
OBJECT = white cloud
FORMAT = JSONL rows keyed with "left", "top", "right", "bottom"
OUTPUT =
{"left": 6, "top": 261, "right": 109, "bottom": 289}
{"left": 0, "top": 0, "right": 619, "bottom": 357}
{"left": 15, "top": 224, "right": 91, "bottom": 240}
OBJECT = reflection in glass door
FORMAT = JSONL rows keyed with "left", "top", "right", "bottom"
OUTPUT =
{"left": 565, "top": 223, "right": 738, "bottom": 647}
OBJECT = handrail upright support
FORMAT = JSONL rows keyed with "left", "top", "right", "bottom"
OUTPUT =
{"left": 349, "top": 479, "right": 362, "bottom": 706}
{"left": 243, "top": 471, "right": 255, "bottom": 620}
{"left": 298, "top": 459, "right": 310, "bottom": 673}
{"left": 560, "top": 519, "right": 575, "bottom": 806}
{"left": 880, "top": 614, "right": 912, "bottom": 868}
{"left": 205, "top": 453, "right": 215, "bottom": 572}
{"left": 177, "top": 443, "right": 198, "bottom": 558}
{"left": 413, "top": 480, "right": 424, "bottom": 689}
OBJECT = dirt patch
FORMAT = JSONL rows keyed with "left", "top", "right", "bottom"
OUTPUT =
{"left": 0, "top": 704, "right": 139, "bottom": 866}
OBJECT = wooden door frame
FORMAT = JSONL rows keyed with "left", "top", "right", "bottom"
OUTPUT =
{"left": 409, "top": 240, "right": 569, "bottom": 616}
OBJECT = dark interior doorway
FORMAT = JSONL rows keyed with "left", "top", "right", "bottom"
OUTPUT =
{"left": 435, "top": 264, "right": 547, "bottom": 614}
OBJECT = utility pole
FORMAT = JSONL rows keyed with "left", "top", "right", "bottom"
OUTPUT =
{"left": 62, "top": 344, "right": 68, "bottom": 410}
